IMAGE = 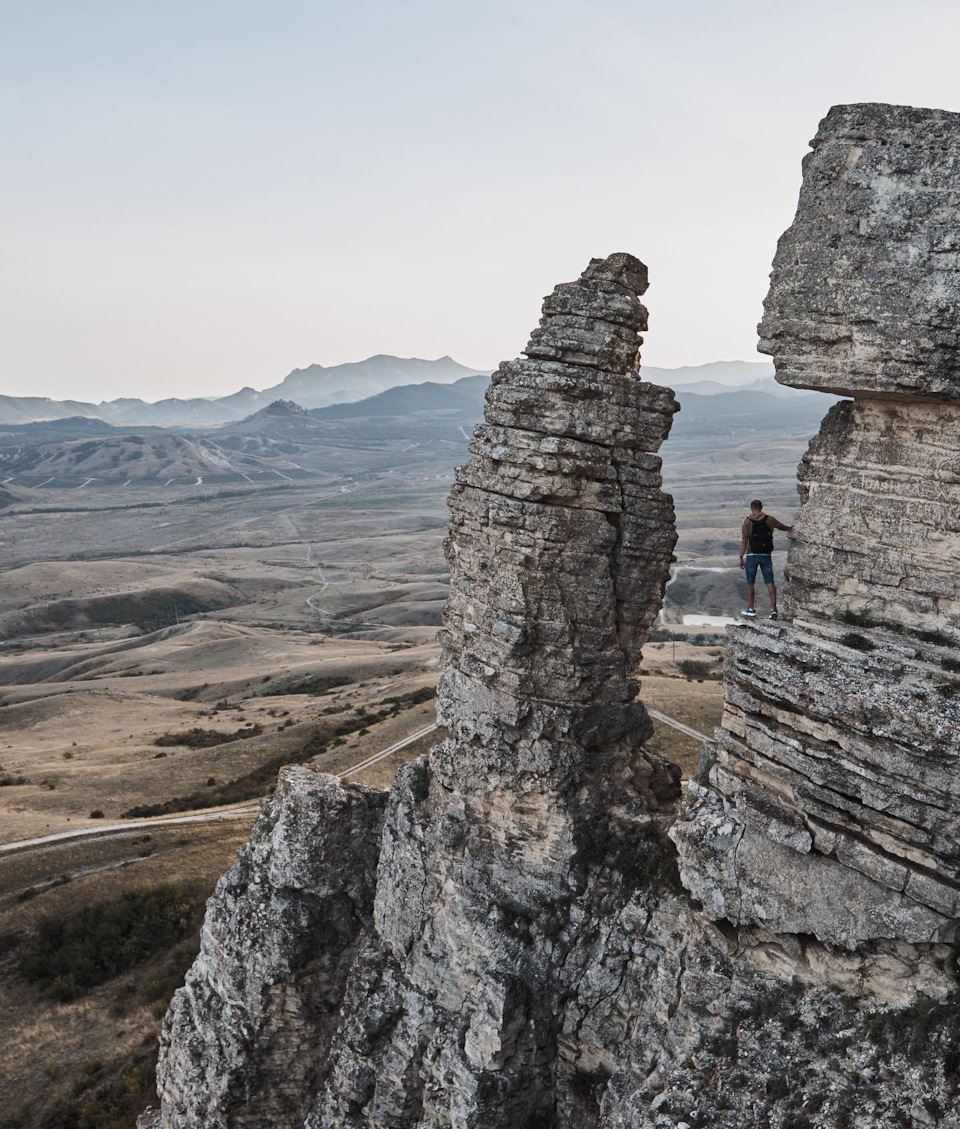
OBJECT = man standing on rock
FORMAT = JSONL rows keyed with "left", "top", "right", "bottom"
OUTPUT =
{"left": 739, "top": 499, "right": 793, "bottom": 619}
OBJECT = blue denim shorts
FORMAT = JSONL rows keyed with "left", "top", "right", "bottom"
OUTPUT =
{"left": 745, "top": 553, "right": 774, "bottom": 585}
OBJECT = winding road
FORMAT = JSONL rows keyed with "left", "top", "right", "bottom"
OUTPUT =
{"left": 647, "top": 708, "right": 710, "bottom": 743}
{"left": 1, "top": 710, "right": 706, "bottom": 857}
{"left": 1, "top": 724, "right": 440, "bottom": 857}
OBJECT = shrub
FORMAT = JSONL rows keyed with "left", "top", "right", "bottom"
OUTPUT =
{"left": 258, "top": 673, "right": 351, "bottom": 697}
{"left": 19, "top": 884, "right": 205, "bottom": 999}
{"left": 384, "top": 686, "right": 437, "bottom": 708}
{"left": 678, "top": 659, "right": 713, "bottom": 679}
{"left": 154, "top": 724, "right": 263, "bottom": 749}
{"left": 89, "top": 810, "right": 105, "bottom": 819}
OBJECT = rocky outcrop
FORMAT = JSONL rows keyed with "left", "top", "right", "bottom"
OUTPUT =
{"left": 146, "top": 252, "right": 684, "bottom": 1128}
{"left": 313, "top": 252, "right": 682, "bottom": 1127}
{"left": 150, "top": 769, "right": 386, "bottom": 1128}
{"left": 758, "top": 103, "right": 960, "bottom": 401}
{"left": 146, "top": 103, "right": 960, "bottom": 1129}
{"left": 673, "top": 103, "right": 960, "bottom": 954}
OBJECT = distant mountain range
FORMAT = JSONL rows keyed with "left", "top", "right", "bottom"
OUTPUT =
{"left": 0, "top": 355, "right": 484, "bottom": 427}
{"left": 644, "top": 360, "right": 775, "bottom": 387}
{"left": 0, "top": 363, "right": 836, "bottom": 488}
{"left": 0, "top": 357, "right": 786, "bottom": 428}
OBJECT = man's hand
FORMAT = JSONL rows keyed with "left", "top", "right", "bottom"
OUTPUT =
{"left": 739, "top": 556, "right": 745, "bottom": 570}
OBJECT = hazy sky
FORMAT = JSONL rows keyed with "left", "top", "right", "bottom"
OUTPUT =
{"left": 4, "top": 1, "right": 960, "bottom": 402}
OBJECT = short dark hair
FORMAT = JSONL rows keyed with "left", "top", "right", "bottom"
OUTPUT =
{"left": 750, "top": 499, "right": 763, "bottom": 511}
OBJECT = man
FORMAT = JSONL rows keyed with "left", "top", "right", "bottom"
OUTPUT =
{"left": 739, "top": 499, "right": 793, "bottom": 619}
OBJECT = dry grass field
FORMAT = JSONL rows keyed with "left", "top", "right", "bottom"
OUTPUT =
{"left": 640, "top": 674, "right": 726, "bottom": 779}
{"left": 0, "top": 690, "right": 440, "bottom": 1129}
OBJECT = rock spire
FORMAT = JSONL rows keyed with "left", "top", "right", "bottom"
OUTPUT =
{"left": 145, "top": 106, "right": 960, "bottom": 1129}
{"left": 147, "top": 253, "right": 682, "bottom": 1128}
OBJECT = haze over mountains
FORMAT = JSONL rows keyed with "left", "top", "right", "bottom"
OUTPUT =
{"left": 0, "top": 357, "right": 783, "bottom": 428}
{"left": 0, "top": 354, "right": 484, "bottom": 427}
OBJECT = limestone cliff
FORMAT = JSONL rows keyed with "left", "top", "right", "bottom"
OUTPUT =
{"left": 145, "top": 103, "right": 960, "bottom": 1129}
{"left": 674, "top": 104, "right": 960, "bottom": 952}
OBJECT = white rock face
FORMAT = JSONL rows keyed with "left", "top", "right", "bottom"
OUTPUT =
{"left": 675, "top": 102, "right": 960, "bottom": 953}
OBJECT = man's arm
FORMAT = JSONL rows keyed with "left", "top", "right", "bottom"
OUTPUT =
{"left": 768, "top": 516, "right": 794, "bottom": 532}
{"left": 739, "top": 519, "right": 749, "bottom": 568}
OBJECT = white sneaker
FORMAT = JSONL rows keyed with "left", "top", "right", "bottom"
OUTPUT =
{"left": 741, "top": 608, "right": 757, "bottom": 618}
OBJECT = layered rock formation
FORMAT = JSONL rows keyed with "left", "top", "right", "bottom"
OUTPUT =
{"left": 145, "top": 103, "right": 960, "bottom": 1129}
{"left": 147, "top": 252, "right": 686, "bottom": 1128}
{"left": 152, "top": 769, "right": 386, "bottom": 1127}
{"left": 674, "top": 103, "right": 960, "bottom": 952}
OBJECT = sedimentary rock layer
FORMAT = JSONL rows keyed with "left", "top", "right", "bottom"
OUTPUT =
{"left": 314, "top": 253, "right": 681, "bottom": 1126}
{"left": 145, "top": 104, "right": 960, "bottom": 1129}
{"left": 675, "top": 102, "right": 960, "bottom": 951}
{"left": 147, "top": 253, "right": 683, "bottom": 1128}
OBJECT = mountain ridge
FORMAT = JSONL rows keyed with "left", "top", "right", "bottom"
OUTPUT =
{"left": 0, "top": 356, "right": 488, "bottom": 428}
{"left": 0, "top": 357, "right": 774, "bottom": 427}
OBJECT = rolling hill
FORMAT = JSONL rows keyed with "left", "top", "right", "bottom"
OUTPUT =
{"left": 0, "top": 433, "right": 254, "bottom": 483}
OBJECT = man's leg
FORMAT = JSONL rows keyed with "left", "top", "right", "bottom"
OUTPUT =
{"left": 766, "top": 581, "right": 777, "bottom": 609}
{"left": 744, "top": 555, "right": 758, "bottom": 613}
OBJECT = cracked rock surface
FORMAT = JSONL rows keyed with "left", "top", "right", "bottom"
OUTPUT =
{"left": 146, "top": 252, "right": 686, "bottom": 1128}
{"left": 675, "top": 103, "right": 960, "bottom": 955}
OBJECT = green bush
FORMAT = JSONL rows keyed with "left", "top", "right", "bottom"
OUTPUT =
{"left": 678, "top": 659, "right": 714, "bottom": 679}
{"left": 19, "top": 885, "right": 204, "bottom": 1000}
{"left": 384, "top": 686, "right": 437, "bottom": 708}
{"left": 257, "top": 673, "right": 351, "bottom": 697}
{"left": 154, "top": 724, "right": 263, "bottom": 749}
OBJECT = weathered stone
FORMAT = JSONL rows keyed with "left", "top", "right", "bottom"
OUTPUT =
{"left": 150, "top": 769, "right": 386, "bottom": 1128}
{"left": 678, "top": 103, "right": 960, "bottom": 953}
{"left": 145, "top": 114, "right": 960, "bottom": 1126}
{"left": 312, "top": 253, "right": 682, "bottom": 1126}
{"left": 759, "top": 102, "right": 960, "bottom": 400}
